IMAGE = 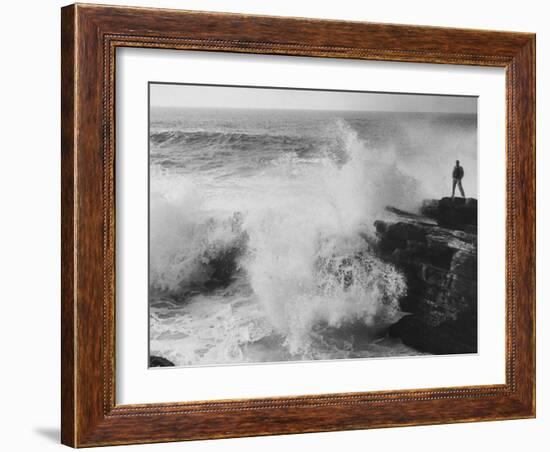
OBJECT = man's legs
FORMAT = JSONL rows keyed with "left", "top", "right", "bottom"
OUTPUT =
{"left": 452, "top": 179, "right": 457, "bottom": 198}
{"left": 457, "top": 179, "right": 465, "bottom": 197}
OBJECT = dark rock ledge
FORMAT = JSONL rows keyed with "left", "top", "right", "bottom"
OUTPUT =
{"left": 375, "top": 197, "right": 478, "bottom": 355}
{"left": 149, "top": 355, "right": 175, "bottom": 367}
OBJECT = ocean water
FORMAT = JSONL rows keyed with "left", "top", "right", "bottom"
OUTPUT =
{"left": 149, "top": 107, "right": 477, "bottom": 366}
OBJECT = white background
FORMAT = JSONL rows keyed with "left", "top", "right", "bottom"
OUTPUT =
{"left": 0, "top": 0, "right": 546, "bottom": 451}
{"left": 117, "top": 49, "right": 505, "bottom": 404}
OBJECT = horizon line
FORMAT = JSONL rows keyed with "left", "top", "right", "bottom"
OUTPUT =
{"left": 149, "top": 105, "right": 478, "bottom": 115}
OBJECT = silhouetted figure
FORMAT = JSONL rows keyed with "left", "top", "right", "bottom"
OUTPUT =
{"left": 452, "top": 160, "right": 465, "bottom": 199}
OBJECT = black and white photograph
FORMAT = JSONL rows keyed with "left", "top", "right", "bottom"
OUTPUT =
{"left": 148, "top": 83, "right": 478, "bottom": 368}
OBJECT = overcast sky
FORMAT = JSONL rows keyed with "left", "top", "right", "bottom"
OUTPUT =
{"left": 150, "top": 83, "right": 477, "bottom": 113}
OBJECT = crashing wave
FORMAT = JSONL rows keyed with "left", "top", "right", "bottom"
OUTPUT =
{"left": 150, "top": 118, "right": 420, "bottom": 359}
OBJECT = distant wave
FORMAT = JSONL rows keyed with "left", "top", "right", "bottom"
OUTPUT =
{"left": 150, "top": 129, "right": 321, "bottom": 155}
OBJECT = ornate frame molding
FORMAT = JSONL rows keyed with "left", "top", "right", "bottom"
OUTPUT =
{"left": 61, "top": 4, "right": 535, "bottom": 447}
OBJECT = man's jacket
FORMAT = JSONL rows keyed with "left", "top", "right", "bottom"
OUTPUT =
{"left": 453, "top": 166, "right": 464, "bottom": 179}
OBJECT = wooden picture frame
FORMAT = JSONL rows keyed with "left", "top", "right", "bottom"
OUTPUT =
{"left": 61, "top": 3, "right": 535, "bottom": 447}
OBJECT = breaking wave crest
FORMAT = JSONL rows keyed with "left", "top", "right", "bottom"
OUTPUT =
{"left": 150, "top": 118, "right": 418, "bottom": 359}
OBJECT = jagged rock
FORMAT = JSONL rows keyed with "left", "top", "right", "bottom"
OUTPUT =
{"left": 389, "top": 309, "right": 477, "bottom": 354}
{"left": 374, "top": 198, "right": 478, "bottom": 355}
{"left": 149, "top": 355, "right": 175, "bottom": 367}
{"left": 421, "top": 197, "right": 477, "bottom": 231}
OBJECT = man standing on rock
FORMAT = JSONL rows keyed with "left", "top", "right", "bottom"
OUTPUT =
{"left": 452, "top": 160, "right": 465, "bottom": 199}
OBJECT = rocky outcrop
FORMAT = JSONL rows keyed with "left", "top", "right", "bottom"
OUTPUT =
{"left": 421, "top": 197, "right": 477, "bottom": 232}
{"left": 149, "top": 355, "right": 175, "bottom": 367}
{"left": 374, "top": 198, "right": 478, "bottom": 354}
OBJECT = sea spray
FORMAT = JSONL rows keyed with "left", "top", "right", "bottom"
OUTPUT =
{"left": 242, "top": 119, "right": 411, "bottom": 355}
{"left": 318, "top": 119, "right": 422, "bottom": 229}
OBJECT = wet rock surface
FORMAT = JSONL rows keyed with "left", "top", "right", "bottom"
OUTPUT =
{"left": 374, "top": 197, "right": 478, "bottom": 354}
